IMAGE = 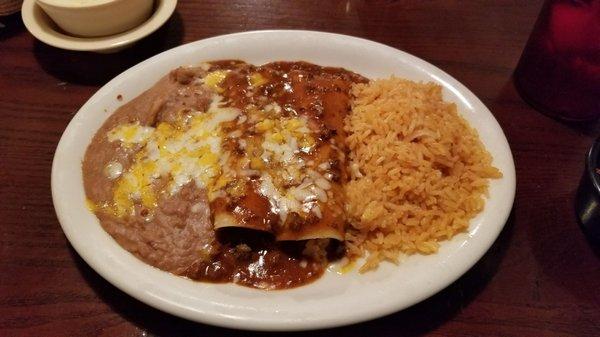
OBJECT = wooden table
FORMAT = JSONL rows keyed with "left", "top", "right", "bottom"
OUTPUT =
{"left": 1, "top": 1, "right": 599, "bottom": 336}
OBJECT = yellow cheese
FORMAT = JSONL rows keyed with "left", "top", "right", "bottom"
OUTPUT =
{"left": 107, "top": 122, "right": 154, "bottom": 145}
{"left": 85, "top": 199, "right": 98, "bottom": 212}
{"left": 249, "top": 72, "right": 268, "bottom": 87}
{"left": 203, "top": 70, "right": 229, "bottom": 93}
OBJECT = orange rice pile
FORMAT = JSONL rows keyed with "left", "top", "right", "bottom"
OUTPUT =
{"left": 344, "top": 77, "right": 502, "bottom": 272}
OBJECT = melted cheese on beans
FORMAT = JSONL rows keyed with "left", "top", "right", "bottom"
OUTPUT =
{"left": 105, "top": 94, "right": 239, "bottom": 216}
{"left": 102, "top": 70, "right": 334, "bottom": 223}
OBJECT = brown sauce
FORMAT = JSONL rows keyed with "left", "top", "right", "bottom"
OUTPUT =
{"left": 187, "top": 228, "right": 343, "bottom": 289}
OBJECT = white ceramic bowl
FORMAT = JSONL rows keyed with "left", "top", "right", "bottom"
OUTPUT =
{"left": 36, "top": 0, "right": 153, "bottom": 37}
{"left": 22, "top": 0, "right": 176, "bottom": 53}
{"left": 52, "top": 30, "right": 516, "bottom": 331}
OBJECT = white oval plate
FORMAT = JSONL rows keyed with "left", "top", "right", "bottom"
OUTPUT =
{"left": 52, "top": 30, "right": 516, "bottom": 331}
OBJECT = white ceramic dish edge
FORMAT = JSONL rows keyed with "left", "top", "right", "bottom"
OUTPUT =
{"left": 21, "top": 0, "right": 177, "bottom": 52}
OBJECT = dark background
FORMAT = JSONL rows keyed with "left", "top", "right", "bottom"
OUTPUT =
{"left": 1, "top": 1, "right": 599, "bottom": 336}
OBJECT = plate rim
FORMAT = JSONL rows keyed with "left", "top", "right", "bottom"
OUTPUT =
{"left": 51, "top": 30, "right": 516, "bottom": 331}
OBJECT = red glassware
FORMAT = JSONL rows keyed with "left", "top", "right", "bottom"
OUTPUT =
{"left": 515, "top": 0, "right": 600, "bottom": 121}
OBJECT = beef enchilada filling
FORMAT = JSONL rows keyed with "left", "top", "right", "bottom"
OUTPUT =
{"left": 83, "top": 61, "right": 365, "bottom": 289}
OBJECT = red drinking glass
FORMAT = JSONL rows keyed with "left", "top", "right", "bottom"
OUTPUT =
{"left": 514, "top": 0, "right": 600, "bottom": 121}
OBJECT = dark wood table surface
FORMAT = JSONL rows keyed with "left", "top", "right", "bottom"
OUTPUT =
{"left": 2, "top": 1, "right": 600, "bottom": 336}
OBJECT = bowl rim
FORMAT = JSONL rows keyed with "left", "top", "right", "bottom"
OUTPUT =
{"left": 36, "top": 0, "right": 121, "bottom": 9}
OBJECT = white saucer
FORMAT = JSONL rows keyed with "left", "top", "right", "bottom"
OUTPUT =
{"left": 21, "top": 0, "right": 177, "bottom": 53}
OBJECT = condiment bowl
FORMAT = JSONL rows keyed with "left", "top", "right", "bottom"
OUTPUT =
{"left": 36, "top": 0, "right": 153, "bottom": 37}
